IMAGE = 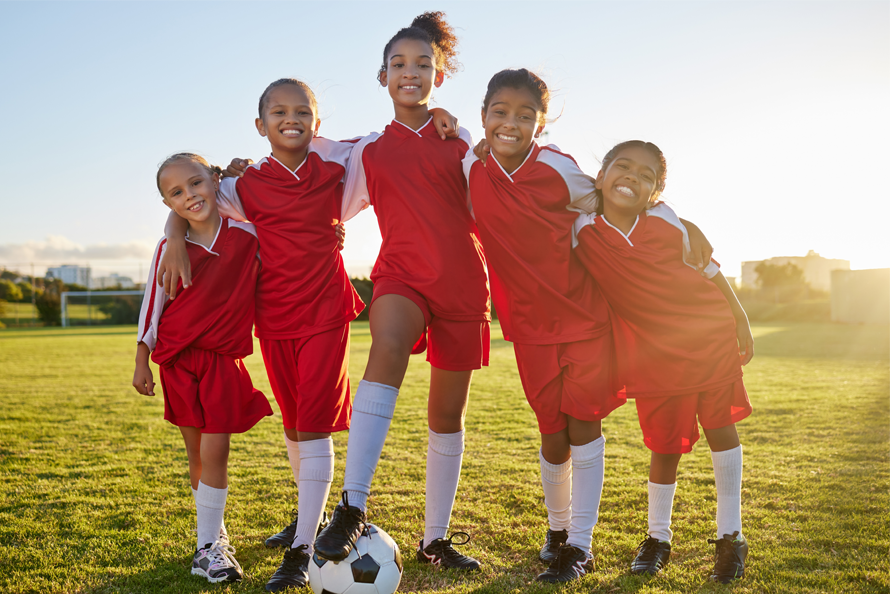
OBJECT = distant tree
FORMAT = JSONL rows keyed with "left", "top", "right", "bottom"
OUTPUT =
{"left": 35, "top": 279, "right": 64, "bottom": 325}
{"left": 17, "top": 281, "right": 33, "bottom": 302}
{"left": 755, "top": 262, "right": 809, "bottom": 302}
{"left": 66, "top": 283, "right": 88, "bottom": 292}
{"left": 0, "top": 269, "right": 19, "bottom": 281}
{"left": 350, "top": 278, "right": 373, "bottom": 321}
{"left": 0, "top": 279, "right": 23, "bottom": 302}
{"left": 98, "top": 295, "right": 140, "bottom": 324}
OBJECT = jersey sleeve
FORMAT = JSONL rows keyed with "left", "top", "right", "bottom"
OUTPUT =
{"left": 341, "top": 132, "right": 381, "bottom": 222}
{"left": 461, "top": 146, "right": 479, "bottom": 219}
{"left": 571, "top": 212, "right": 598, "bottom": 248}
{"left": 648, "top": 203, "right": 720, "bottom": 278}
{"left": 535, "top": 146, "right": 599, "bottom": 214}
{"left": 217, "top": 178, "right": 248, "bottom": 222}
{"left": 136, "top": 238, "right": 170, "bottom": 351}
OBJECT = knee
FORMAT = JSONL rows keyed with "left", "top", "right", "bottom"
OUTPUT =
{"left": 370, "top": 334, "right": 413, "bottom": 366}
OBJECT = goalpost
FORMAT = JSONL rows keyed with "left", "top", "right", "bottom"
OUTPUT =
{"left": 61, "top": 290, "right": 144, "bottom": 327}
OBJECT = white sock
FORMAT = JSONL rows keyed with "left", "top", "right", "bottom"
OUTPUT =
{"left": 294, "top": 437, "right": 334, "bottom": 551}
{"left": 195, "top": 481, "right": 227, "bottom": 549}
{"left": 648, "top": 481, "right": 676, "bottom": 542}
{"left": 539, "top": 450, "right": 572, "bottom": 531}
{"left": 192, "top": 485, "right": 226, "bottom": 537}
{"left": 285, "top": 433, "right": 301, "bottom": 487}
{"left": 711, "top": 445, "right": 743, "bottom": 538}
{"left": 342, "top": 380, "right": 399, "bottom": 512}
{"left": 424, "top": 429, "right": 465, "bottom": 546}
{"left": 566, "top": 437, "right": 605, "bottom": 554}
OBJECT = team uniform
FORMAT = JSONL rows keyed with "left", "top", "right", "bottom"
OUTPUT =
{"left": 571, "top": 202, "right": 752, "bottom": 454}
{"left": 463, "top": 143, "right": 623, "bottom": 433}
{"left": 462, "top": 143, "right": 621, "bottom": 578}
{"left": 342, "top": 119, "right": 490, "bottom": 370}
{"left": 137, "top": 217, "right": 272, "bottom": 433}
{"left": 216, "top": 137, "right": 366, "bottom": 433}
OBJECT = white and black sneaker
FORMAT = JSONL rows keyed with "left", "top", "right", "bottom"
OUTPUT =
{"left": 535, "top": 544, "right": 594, "bottom": 583}
{"left": 191, "top": 540, "right": 243, "bottom": 583}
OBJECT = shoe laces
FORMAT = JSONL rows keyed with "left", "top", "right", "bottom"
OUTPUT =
{"left": 634, "top": 535, "right": 665, "bottom": 563}
{"left": 708, "top": 535, "right": 742, "bottom": 574}
{"left": 206, "top": 540, "right": 241, "bottom": 572}
{"left": 550, "top": 545, "right": 589, "bottom": 574}
{"left": 432, "top": 532, "right": 471, "bottom": 562}
{"left": 281, "top": 544, "right": 310, "bottom": 569}
{"left": 332, "top": 492, "right": 370, "bottom": 557}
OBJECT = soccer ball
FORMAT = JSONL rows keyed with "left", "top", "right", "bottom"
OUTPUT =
{"left": 309, "top": 524, "right": 403, "bottom": 594}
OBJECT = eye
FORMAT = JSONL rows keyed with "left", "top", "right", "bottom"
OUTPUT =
{"left": 193, "top": 179, "right": 202, "bottom": 186}
{"left": 299, "top": 110, "right": 311, "bottom": 116}
{"left": 616, "top": 163, "right": 628, "bottom": 170}
{"left": 642, "top": 174, "right": 654, "bottom": 183}
{"left": 493, "top": 109, "right": 506, "bottom": 116}
{"left": 171, "top": 189, "right": 181, "bottom": 197}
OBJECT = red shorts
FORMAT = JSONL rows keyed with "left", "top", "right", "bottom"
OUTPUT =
{"left": 514, "top": 336, "right": 624, "bottom": 434}
{"left": 260, "top": 323, "right": 352, "bottom": 433}
{"left": 159, "top": 348, "right": 272, "bottom": 433}
{"left": 372, "top": 278, "right": 490, "bottom": 372}
{"left": 634, "top": 379, "right": 752, "bottom": 454}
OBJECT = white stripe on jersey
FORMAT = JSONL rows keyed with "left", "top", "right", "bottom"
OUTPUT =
{"left": 136, "top": 238, "right": 169, "bottom": 351}
{"left": 341, "top": 132, "right": 382, "bottom": 222}
{"left": 648, "top": 203, "right": 720, "bottom": 278}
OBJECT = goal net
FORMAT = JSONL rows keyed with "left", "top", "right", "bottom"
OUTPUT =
{"left": 61, "top": 291, "right": 144, "bottom": 327}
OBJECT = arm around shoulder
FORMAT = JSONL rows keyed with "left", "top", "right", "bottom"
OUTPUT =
{"left": 710, "top": 271, "right": 754, "bottom": 365}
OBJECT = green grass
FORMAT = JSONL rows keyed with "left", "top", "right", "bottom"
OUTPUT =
{"left": 0, "top": 322, "right": 887, "bottom": 593}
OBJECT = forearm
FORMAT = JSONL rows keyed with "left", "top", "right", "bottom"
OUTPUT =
{"left": 165, "top": 210, "right": 189, "bottom": 240}
{"left": 711, "top": 271, "right": 747, "bottom": 321}
{"left": 135, "top": 341, "right": 151, "bottom": 365}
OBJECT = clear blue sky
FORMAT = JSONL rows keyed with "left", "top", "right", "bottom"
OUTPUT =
{"left": 1, "top": 1, "right": 887, "bottom": 280}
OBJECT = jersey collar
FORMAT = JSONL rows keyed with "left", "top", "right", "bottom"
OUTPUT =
{"left": 489, "top": 142, "right": 539, "bottom": 183}
{"left": 392, "top": 117, "right": 433, "bottom": 137}
{"left": 268, "top": 153, "right": 310, "bottom": 181}
{"left": 185, "top": 216, "right": 224, "bottom": 255}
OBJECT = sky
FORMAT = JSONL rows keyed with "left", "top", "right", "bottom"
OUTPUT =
{"left": 0, "top": 0, "right": 887, "bottom": 282}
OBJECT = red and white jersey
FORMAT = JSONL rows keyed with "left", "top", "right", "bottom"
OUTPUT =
{"left": 463, "top": 143, "right": 610, "bottom": 344}
{"left": 572, "top": 202, "right": 740, "bottom": 397}
{"left": 137, "top": 217, "right": 260, "bottom": 367}
{"left": 342, "top": 119, "right": 489, "bottom": 322}
{"left": 217, "top": 136, "right": 365, "bottom": 340}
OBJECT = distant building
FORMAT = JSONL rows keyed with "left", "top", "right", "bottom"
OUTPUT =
{"left": 46, "top": 265, "right": 90, "bottom": 286}
{"left": 831, "top": 269, "right": 889, "bottom": 324}
{"left": 741, "top": 251, "right": 849, "bottom": 291}
{"left": 91, "top": 273, "right": 136, "bottom": 289}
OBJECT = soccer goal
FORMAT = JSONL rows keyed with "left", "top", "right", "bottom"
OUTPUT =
{"left": 61, "top": 290, "right": 144, "bottom": 327}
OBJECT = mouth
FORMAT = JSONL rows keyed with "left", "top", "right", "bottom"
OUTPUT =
{"left": 495, "top": 133, "right": 520, "bottom": 143}
{"left": 281, "top": 129, "right": 304, "bottom": 138}
{"left": 187, "top": 200, "right": 205, "bottom": 212}
{"left": 399, "top": 85, "right": 420, "bottom": 91}
{"left": 614, "top": 185, "right": 636, "bottom": 198}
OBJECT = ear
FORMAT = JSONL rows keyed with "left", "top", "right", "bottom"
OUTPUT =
{"left": 211, "top": 173, "right": 220, "bottom": 191}
{"left": 255, "top": 117, "right": 267, "bottom": 138}
{"left": 480, "top": 108, "right": 486, "bottom": 128}
{"left": 378, "top": 70, "right": 388, "bottom": 87}
{"left": 595, "top": 169, "right": 605, "bottom": 189}
{"left": 535, "top": 124, "right": 545, "bottom": 139}
{"left": 433, "top": 70, "right": 445, "bottom": 88}
{"left": 314, "top": 118, "right": 321, "bottom": 136}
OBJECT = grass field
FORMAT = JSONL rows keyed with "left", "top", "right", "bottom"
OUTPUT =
{"left": 0, "top": 322, "right": 887, "bottom": 593}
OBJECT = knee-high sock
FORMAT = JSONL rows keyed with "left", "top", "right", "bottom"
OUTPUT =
{"left": 191, "top": 486, "right": 226, "bottom": 536}
{"left": 648, "top": 481, "right": 676, "bottom": 542}
{"left": 539, "top": 450, "right": 572, "bottom": 531}
{"left": 566, "top": 437, "right": 605, "bottom": 553}
{"left": 342, "top": 380, "right": 399, "bottom": 512}
{"left": 294, "top": 437, "right": 334, "bottom": 550}
{"left": 424, "top": 429, "right": 465, "bottom": 546}
{"left": 284, "top": 433, "right": 301, "bottom": 487}
{"left": 196, "top": 482, "right": 227, "bottom": 549}
{"left": 711, "top": 445, "right": 743, "bottom": 538}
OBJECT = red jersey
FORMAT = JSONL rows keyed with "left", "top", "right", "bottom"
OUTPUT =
{"left": 342, "top": 119, "right": 490, "bottom": 322}
{"left": 137, "top": 218, "right": 260, "bottom": 367}
{"left": 217, "top": 137, "right": 365, "bottom": 340}
{"left": 463, "top": 143, "right": 610, "bottom": 344}
{"left": 571, "top": 203, "right": 741, "bottom": 397}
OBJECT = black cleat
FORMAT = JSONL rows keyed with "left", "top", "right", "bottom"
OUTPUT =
{"left": 265, "top": 544, "right": 310, "bottom": 592}
{"left": 313, "top": 492, "right": 367, "bottom": 562}
{"left": 630, "top": 535, "right": 671, "bottom": 575}
{"left": 265, "top": 510, "right": 329, "bottom": 548}
{"left": 535, "top": 544, "right": 594, "bottom": 583}
{"left": 416, "top": 532, "right": 480, "bottom": 571}
{"left": 708, "top": 531, "right": 748, "bottom": 583}
{"left": 539, "top": 528, "right": 568, "bottom": 563}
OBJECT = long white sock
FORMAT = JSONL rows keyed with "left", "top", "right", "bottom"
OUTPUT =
{"left": 539, "top": 450, "right": 572, "bottom": 531}
{"left": 285, "top": 433, "right": 301, "bottom": 487}
{"left": 566, "top": 437, "right": 605, "bottom": 554}
{"left": 424, "top": 429, "right": 465, "bottom": 546}
{"left": 711, "top": 445, "right": 743, "bottom": 538}
{"left": 648, "top": 481, "right": 676, "bottom": 542}
{"left": 294, "top": 437, "right": 334, "bottom": 551}
{"left": 196, "top": 481, "right": 227, "bottom": 549}
{"left": 342, "top": 380, "right": 399, "bottom": 512}
{"left": 191, "top": 486, "right": 227, "bottom": 537}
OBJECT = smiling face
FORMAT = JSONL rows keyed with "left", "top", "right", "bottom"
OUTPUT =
{"left": 158, "top": 160, "right": 219, "bottom": 224}
{"left": 255, "top": 84, "right": 319, "bottom": 166}
{"left": 596, "top": 146, "right": 662, "bottom": 219}
{"left": 379, "top": 38, "right": 444, "bottom": 109}
{"left": 482, "top": 86, "right": 544, "bottom": 174}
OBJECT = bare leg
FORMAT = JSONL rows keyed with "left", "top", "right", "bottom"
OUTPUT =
{"left": 703, "top": 424, "right": 740, "bottom": 452}
{"left": 363, "top": 294, "right": 425, "bottom": 387}
{"left": 649, "top": 452, "right": 683, "bottom": 485}
{"left": 180, "top": 426, "right": 202, "bottom": 490}
{"left": 199, "top": 433, "right": 231, "bottom": 489}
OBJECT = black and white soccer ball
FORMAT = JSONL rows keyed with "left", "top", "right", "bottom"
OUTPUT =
{"left": 309, "top": 524, "right": 403, "bottom": 594}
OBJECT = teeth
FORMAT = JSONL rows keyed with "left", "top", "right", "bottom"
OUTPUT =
{"left": 615, "top": 186, "right": 635, "bottom": 197}
{"left": 401, "top": 85, "right": 419, "bottom": 90}
{"left": 496, "top": 134, "right": 519, "bottom": 142}
{"left": 188, "top": 201, "right": 203, "bottom": 211}
{"left": 282, "top": 129, "right": 303, "bottom": 136}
